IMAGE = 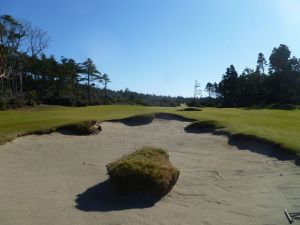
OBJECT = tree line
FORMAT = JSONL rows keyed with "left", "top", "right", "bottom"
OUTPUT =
{"left": 0, "top": 15, "right": 113, "bottom": 108}
{"left": 205, "top": 44, "right": 300, "bottom": 108}
{"left": 2, "top": 15, "right": 299, "bottom": 109}
{"left": 0, "top": 15, "right": 191, "bottom": 109}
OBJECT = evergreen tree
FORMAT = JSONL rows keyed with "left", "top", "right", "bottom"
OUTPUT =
{"left": 256, "top": 53, "right": 267, "bottom": 74}
{"left": 81, "top": 58, "right": 100, "bottom": 104}
{"left": 217, "top": 65, "right": 239, "bottom": 107}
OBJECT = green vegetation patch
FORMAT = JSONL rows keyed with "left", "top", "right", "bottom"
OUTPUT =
{"left": 106, "top": 147, "right": 180, "bottom": 196}
{"left": 178, "top": 107, "right": 202, "bottom": 112}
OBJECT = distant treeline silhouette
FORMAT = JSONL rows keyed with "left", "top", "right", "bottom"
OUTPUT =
{"left": 204, "top": 44, "right": 300, "bottom": 108}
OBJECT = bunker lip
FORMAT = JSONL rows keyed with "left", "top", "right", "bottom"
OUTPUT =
{"left": 108, "top": 113, "right": 196, "bottom": 126}
{"left": 185, "top": 121, "right": 300, "bottom": 165}
{"left": 154, "top": 113, "right": 196, "bottom": 122}
{"left": 108, "top": 114, "right": 155, "bottom": 126}
{"left": 32, "top": 120, "right": 102, "bottom": 136}
{"left": 1, "top": 112, "right": 299, "bottom": 165}
{"left": 0, "top": 112, "right": 195, "bottom": 145}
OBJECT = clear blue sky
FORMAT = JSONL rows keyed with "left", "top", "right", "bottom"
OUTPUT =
{"left": 2, "top": 0, "right": 300, "bottom": 97}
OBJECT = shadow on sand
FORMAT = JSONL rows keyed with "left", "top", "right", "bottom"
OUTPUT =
{"left": 184, "top": 122, "right": 216, "bottom": 134}
{"left": 108, "top": 114, "right": 155, "bottom": 126}
{"left": 290, "top": 212, "right": 300, "bottom": 221}
{"left": 75, "top": 180, "right": 161, "bottom": 212}
{"left": 185, "top": 123, "right": 298, "bottom": 163}
{"left": 55, "top": 128, "right": 84, "bottom": 136}
{"left": 108, "top": 113, "right": 195, "bottom": 127}
{"left": 227, "top": 136, "right": 297, "bottom": 161}
{"left": 155, "top": 113, "right": 196, "bottom": 122}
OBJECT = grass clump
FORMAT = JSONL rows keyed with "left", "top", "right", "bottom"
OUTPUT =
{"left": 63, "top": 120, "right": 101, "bottom": 135}
{"left": 106, "top": 146, "right": 180, "bottom": 196}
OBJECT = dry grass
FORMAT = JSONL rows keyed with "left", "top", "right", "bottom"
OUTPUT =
{"left": 106, "top": 147, "right": 180, "bottom": 196}
{"left": 62, "top": 120, "right": 101, "bottom": 135}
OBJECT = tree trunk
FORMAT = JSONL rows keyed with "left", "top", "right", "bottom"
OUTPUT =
{"left": 104, "top": 82, "right": 107, "bottom": 98}
{"left": 88, "top": 73, "right": 90, "bottom": 105}
{"left": 19, "top": 72, "right": 22, "bottom": 92}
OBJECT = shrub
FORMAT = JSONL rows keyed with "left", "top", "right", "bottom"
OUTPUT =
{"left": 44, "top": 96, "right": 76, "bottom": 106}
{"left": 0, "top": 93, "right": 36, "bottom": 110}
{"left": 186, "top": 98, "right": 203, "bottom": 107}
{"left": 106, "top": 147, "right": 180, "bottom": 197}
{"left": 0, "top": 97, "right": 7, "bottom": 110}
{"left": 63, "top": 120, "right": 101, "bottom": 135}
{"left": 268, "top": 103, "right": 296, "bottom": 110}
{"left": 25, "top": 90, "right": 37, "bottom": 106}
{"left": 7, "top": 94, "right": 26, "bottom": 109}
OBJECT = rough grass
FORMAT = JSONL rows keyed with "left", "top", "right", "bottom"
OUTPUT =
{"left": 106, "top": 147, "right": 180, "bottom": 196}
{"left": 62, "top": 120, "right": 101, "bottom": 135}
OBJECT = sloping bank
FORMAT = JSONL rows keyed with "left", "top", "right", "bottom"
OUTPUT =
{"left": 183, "top": 120, "right": 300, "bottom": 166}
{"left": 108, "top": 112, "right": 300, "bottom": 166}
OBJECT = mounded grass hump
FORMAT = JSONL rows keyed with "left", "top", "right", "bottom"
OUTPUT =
{"left": 178, "top": 107, "right": 202, "bottom": 112}
{"left": 106, "top": 147, "right": 180, "bottom": 197}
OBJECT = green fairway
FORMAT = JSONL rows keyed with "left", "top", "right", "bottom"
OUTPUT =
{"left": 0, "top": 105, "right": 172, "bottom": 144}
{"left": 0, "top": 105, "right": 299, "bottom": 155}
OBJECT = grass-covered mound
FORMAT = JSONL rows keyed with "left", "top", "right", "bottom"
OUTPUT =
{"left": 178, "top": 107, "right": 202, "bottom": 112}
{"left": 106, "top": 147, "right": 180, "bottom": 196}
{"left": 63, "top": 120, "right": 101, "bottom": 135}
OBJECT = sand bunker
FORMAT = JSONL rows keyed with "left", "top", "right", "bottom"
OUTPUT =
{"left": 0, "top": 118, "right": 299, "bottom": 225}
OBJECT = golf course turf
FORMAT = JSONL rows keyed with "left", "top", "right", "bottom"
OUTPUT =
{"left": 0, "top": 105, "right": 299, "bottom": 156}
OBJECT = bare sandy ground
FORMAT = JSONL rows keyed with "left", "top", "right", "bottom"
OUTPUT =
{"left": 0, "top": 118, "right": 299, "bottom": 225}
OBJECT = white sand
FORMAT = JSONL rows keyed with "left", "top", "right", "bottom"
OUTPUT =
{"left": 0, "top": 119, "right": 299, "bottom": 225}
